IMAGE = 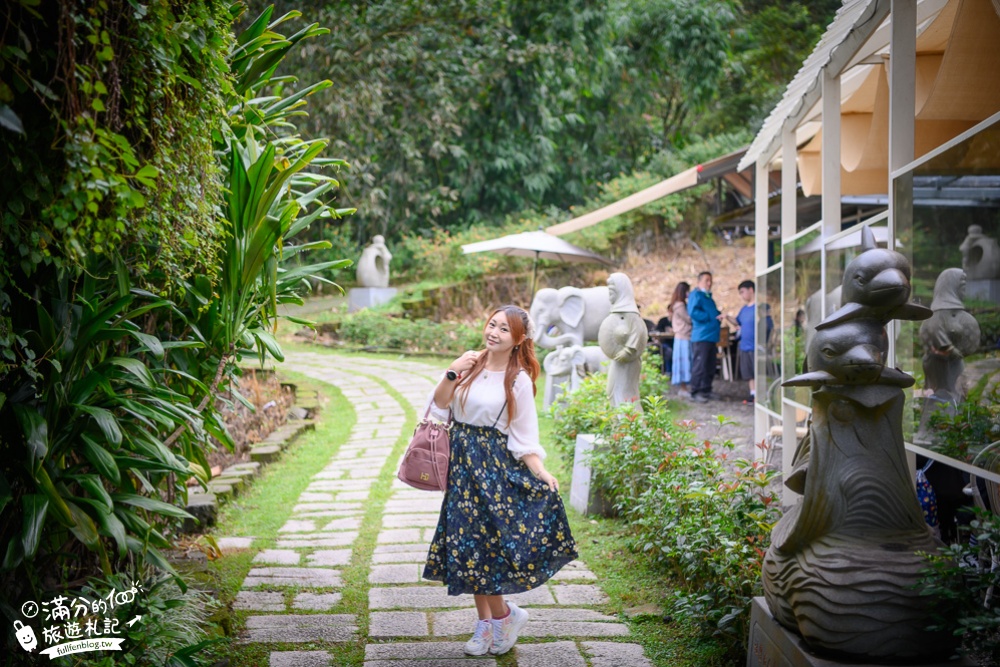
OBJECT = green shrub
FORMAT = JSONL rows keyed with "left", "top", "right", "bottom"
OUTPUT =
{"left": 558, "top": 390, "right": 781, "bottom": 655}
{"left": 50, "top": 567, "right": 222, "bottom": 667}
{"left": 547, "top": 353, "right": 670, "bottom": 467}
{"left": 548, "top": 373, "right": 613, "bottom": 467}
{"left": 335, "top": 310, "right": 482, "bottom": 355}
{"left": 0, "top": 2, "right": 349, "bottom": 622}
{"left": 919, "top": 507, "right": 1000, "bottom": 663}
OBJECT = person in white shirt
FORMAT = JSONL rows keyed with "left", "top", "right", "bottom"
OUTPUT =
{"left": 423, "top": 305, "right": 578, "bottom": 656}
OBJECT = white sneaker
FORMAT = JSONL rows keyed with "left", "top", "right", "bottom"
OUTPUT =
{"left": 489, "top": 601, "right": 529, "bottom": 655}
{"left": 464, "top": 619, "right": 493, "bottom": 655}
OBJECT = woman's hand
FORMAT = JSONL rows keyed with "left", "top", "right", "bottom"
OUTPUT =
{"left": 449, "top": 350, "right": 480, "bottom": 376}
{"left": 536, "top": 469, "right": 559, "bottom": 492}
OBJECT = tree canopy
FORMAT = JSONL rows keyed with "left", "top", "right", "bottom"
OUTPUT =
{"left": 253, "top": 0, "right": 835, "bottom": 247}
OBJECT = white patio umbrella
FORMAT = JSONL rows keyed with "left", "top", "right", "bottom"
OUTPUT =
{"left": 461, "top": 230, "right": 614, "bottom": 296}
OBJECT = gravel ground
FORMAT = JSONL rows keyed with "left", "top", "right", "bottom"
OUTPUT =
{"left": 664, "top": 376, "right": 758, "bottom": 459}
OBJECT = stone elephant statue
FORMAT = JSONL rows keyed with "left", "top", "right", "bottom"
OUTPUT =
{"left": 529, "top": 286, "right": 611, "bottom": 350}
{"left": 542, "top": 345, "right": 608, "bottom": 409}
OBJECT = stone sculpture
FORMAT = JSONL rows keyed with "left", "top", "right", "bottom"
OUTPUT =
{"left": 529, "top": 285, "right": 611, "bottom": 349}
{"left": 542, "top": 344, "right": 608, "bottom": 409}
{"left": 597, "top": 273, "right": 647, "bottom": 409}
{"left": 356, "top": 235, "right": 392, "bottom": 288}
{"left": 919, "top": 268, "right": 981, "bottom": 403}
{"left": 959, "top": 224, "right": 1000, "bottom": 281}
{"left": 763, "top": 226, "right": 955, "bottom": 662}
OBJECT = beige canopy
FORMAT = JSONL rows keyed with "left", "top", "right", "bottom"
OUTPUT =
{"left": 795, "top": 0, "right": 1000, "bottom": 195}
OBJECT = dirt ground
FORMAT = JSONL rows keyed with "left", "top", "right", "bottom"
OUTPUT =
{"left": 620, "top": 238, "right": 757, "bottom": 325}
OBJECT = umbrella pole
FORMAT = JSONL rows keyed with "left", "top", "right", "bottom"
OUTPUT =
{"left": 530, "top": 253, "right": 539, "bottom": 300}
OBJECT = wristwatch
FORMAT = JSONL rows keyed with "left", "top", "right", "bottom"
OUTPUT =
{"left": 445, "top": 369, "right": 459, "bottom": 381}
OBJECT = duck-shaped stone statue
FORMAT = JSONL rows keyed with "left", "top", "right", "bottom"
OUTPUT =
{"left": 763, "top": 225, "right": 957, "bottom": 662}
{"left": 816, "top": 226, "right": 931, "bottom": 330}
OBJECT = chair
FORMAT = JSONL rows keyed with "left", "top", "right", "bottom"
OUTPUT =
{"left": 716, "top": 326, "right": 733, "bottom": 381}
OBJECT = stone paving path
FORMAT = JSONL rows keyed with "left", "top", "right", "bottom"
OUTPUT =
{"left": 225, "top": 351, "right": 654, "bottom": 667}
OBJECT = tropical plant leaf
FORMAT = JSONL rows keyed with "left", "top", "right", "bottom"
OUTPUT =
{"left": 113, "top": 493, "right": 194, "bottom": 520}
{"left": 13, "top": 404, "right": 47, "bottom": 460}
{"left": 21, "top": 495, "right": 48, "bottom": 557}
{"left": 75, "top": 405, "right": 123, "bottom": 446}
{"left": 97, "top": 510, "right": 128, "bottom": 558}
{"left": 66, "top": 501, "right": 100, "bottom": 549}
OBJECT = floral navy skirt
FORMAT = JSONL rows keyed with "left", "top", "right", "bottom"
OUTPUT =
{"left": 423, "top": 421, "right": 578, "bottom": 596}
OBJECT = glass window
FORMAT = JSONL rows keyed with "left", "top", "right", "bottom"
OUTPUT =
{"left": 893, "top": 116, "right": 1000, "bottom": 472}
{"left": 757, "top": 266, "right": 782, "bottom": 413}
{"left": 783, "top": 228, "right": 822, "bottom": 407}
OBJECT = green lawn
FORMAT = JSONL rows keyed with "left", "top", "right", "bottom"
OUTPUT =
{"left": 200, "top": 351, "right": 734, "bottom": 666}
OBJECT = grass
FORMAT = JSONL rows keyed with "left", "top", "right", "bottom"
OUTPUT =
{"left": 200, "top": 348, "right": 735, "bottom": 666}
{"left": 202, "top": 369, "right": 371, "bottom": 666}
{"left": 537, "top": 391, "right": 736, "bottom": 667}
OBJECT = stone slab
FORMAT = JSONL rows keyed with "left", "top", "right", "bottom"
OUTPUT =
{"left": 234, "top": 591, "right": 285, "bottom": 612}
{"left": 306, "top": 550, "right": 352, "bottom": 567}
{"left": 432, "top": 608, "right": 628, "bottom": 638}
{"left": 516, "top": 641, "right": 586, "bottom": 667}
{"left": 243, "top": 614, "right": 357, "bottom": 643}
{"left": 280, "top": 520, "right": 318, "bottom": 533}
{"left": 381, "top": 514, "right": 440, "bottom": 528}
{"left": 307, "top": 480, "right": 374, "bottom": 491}
{"left": 390, "top": 490, "right": 445, "bottom": 502}
{"left": 334, "top": 490, "right": 372, "bottom": 501}
{"left": 372, "top": 585, "right": 554, "bottom": 610}
{"left": 320, "top": 517, "right": 362, "bottom": 531}
{"left": 364, "top": 661, "right": 494, "bottom": 667}
{"left": 374, "top": 543, "right": 432, "bottom": 554}
{"left": 254, "top": 549, "right": 302, "bottom": 565}
{"left": 368, "top": 612, "right": 429, "bottom": 639}
{"left": 746, "top": 598, "right": 975, "bottom": 667}
{"left": 216, "top": 536, "right": 254, "bottom": 550}
{"left": 242, "top": 567, "right": 342, "bottom": 588}
{"left": 292, "top": 592, "right": 342, "bottom": 610}
{"left": 250, "top": 445, "right": 282, "bottom": 464}
{"left": 269, "top": 651, "right": 331, "bottom": 667}
{"left": 293, "top": 509, "right": 365, "bottom": 519}
{"left": 369, "top": 563, "right": 422, "bottom": 584}
{"left": 376, "top": 528, "right": 426, "bottom": 544}
{"left": 298, "top": 492, "right": 334, "bottom": 502}
{"left": 582, "top": 642, "right": 653, "bottom": 667}
{"left": 552, "top": 584, "right": 610, "bottom": 606}
{"left": 383, "top": 500, "right": 444, "bottom": 514}
{"left": 364, "top": 642, "right": 468, "bottom": 660}
{"left": 276, "top": 532, "right": 357, "bottom": 548}
{"left": 372, "top": 551, "right": 428, "bottom": 564}
{"left": 551, "top": 568, "right": 597, "bottom": 581}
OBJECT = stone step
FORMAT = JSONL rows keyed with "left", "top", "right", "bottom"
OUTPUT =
{"left": 250, "top": 445, "right": 282, "bottom": 464}
{"left": 183, "top": 492, "right": 217, "bottom": 533}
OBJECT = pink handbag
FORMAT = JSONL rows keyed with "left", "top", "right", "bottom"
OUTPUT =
{"left": 397, "top": 406, "right": 452, "bottom": 491}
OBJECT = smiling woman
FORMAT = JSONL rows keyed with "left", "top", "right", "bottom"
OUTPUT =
{"left": 422, "top": 304, "right": 578, "bottom": 656}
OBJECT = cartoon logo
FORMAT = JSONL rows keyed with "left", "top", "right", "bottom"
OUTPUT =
{"left": 14, "top": 620, "right": 37, "bottom": 652}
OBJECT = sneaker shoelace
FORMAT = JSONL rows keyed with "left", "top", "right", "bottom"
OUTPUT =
{"left": 474, "top": 620, "right": 492, "bottom": 639}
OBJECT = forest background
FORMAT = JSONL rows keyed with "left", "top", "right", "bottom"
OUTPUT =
{"left": 0, "top": 0, "right": 839, "bottom": 661}
{"left": 255, "top": 0, "right": 840, "bottom": 283}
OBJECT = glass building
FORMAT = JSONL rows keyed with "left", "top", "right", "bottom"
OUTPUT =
{"left": 741, "top": 0, "right": 1000, "bottom": 507}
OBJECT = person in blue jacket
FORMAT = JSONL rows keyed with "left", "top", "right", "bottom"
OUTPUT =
{"left": 688, "top": 271, "right": 722, "bottom": 402}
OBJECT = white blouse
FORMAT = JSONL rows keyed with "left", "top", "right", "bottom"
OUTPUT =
{"left": 426, "top": 369, "right": 546, "bottom": 460}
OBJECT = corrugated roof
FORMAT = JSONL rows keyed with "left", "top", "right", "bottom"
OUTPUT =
{"left": 737, "top": 0, "right": 890, "bottom": 171}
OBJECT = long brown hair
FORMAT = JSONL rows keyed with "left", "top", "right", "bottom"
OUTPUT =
{"left": 670, "top": 281, "right": 690, "bottom": 311}
{"left": 457, "top": 305, "right": 540, "bottom": 425}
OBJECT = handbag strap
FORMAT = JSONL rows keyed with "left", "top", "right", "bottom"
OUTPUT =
{"left": 492, "top": 400, "right": 508, "bottom": 428}
{"left": 423, "top": 404, "right": 453, "bottom": 425}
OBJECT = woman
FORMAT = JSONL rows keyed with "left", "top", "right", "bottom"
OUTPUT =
{"left": 669, "top": 281, "right": 693, "bottom": 397}
{"left": 423, "top": 305, "right": 578, "bottom": 656}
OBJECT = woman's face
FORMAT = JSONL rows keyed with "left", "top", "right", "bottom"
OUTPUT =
{"left": 484, "top": 311, "right": 516, "bottom": 356}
